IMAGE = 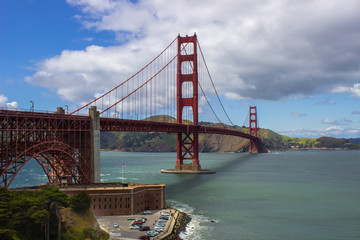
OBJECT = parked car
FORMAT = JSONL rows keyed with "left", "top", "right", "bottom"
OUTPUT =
{"left": 153, "top": 226, "right": 164, "bottom": 232}
{"left": 146, "top": 230, "right": 160, "bottom": 237}
{"left": 138, "top": 235, "right": 150, "bottom": 240}
{"left": 160, "top": 211, "right": 170, "bottom": 216}
{"left": 113, "top": 223, "right": 119, "bottom": 228}
{"left": 127, "top": 217, "right": 136, "bottom": 220}
{"left": 139, "top": 226, "right": 150, "bottom": 231}
{"left": 138, "top": 217, "right": 147, "bottom": 222}
{"left": 143, "top": 210, "right": 152, "bottom": 215}
{"left": 155, "top": 222, "right": 165, "bottom": 227}
{"left": 130, "top": 224, "right": 140, "bottom": 230}
{"left": 133, "top": 220, "right": 143, "bottom": 225}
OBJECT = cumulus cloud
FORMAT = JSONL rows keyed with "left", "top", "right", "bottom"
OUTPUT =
{"left": 292, "top": 112, "right": 306, "bottom": 117}
{"left": 25, "top": 44, "right": 155, "bottom": 104}
{"left": 278, "top": 126, "right": 360, "bottom": 138}
{"left": 332, "top": 83, "right": 360, "bottom": 98}
{"left": 25, "top": 0, "right": 360, "bottom": 105}
{"left": 321, "top": 118, "right": 353, "bottom": 125}
{"left": 0, "top": 94, "right": 18, "bottom": 109}
{"left": 317, "top": 98, "right": 335, "bottom": 105}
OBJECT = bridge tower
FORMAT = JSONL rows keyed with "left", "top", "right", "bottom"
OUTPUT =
{"left": 175, "top": 34, "right": 201, "bottom": 172}
{"left": 249, "top": 106, "right": 258, "bottom": 152}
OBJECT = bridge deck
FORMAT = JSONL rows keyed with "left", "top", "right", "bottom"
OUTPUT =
{"left": 0, "top": 109, "right": 258, "bottom": 140}
{"left": 99, "top": 118, "right": 258, "bottom": 141}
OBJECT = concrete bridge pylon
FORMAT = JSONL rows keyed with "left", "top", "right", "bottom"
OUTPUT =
{"left": 89, "top": 106, "right": 101, "bottom": 183}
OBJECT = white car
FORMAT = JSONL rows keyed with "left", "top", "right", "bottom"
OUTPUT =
{"left": 160, "top": 212, "right": 170, "bottom": 216}
{"left": 130, "top": 225, "right": 140, "bottom": 230}
{"left": 153, "top": 226, "right": 164, "bottom": 232}
{"left": 146, "top": 230, "right": 160, "bottom": 237}
{"left": 113, "top": 223, "right": 119, "bottom": 228}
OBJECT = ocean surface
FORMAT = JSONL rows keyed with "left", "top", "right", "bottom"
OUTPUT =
{"left": 11, "top": 150, "right": 360, "bottom": 240}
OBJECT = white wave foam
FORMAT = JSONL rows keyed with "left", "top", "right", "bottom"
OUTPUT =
{"left": 168, "top": 200, "right": 215, "bottom": 240}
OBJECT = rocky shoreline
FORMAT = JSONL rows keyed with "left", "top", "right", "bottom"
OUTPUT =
{"left": 162, "top": 210, "right": 192, "bottom": 240}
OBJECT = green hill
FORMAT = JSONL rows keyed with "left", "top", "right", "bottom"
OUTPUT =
{"left": 0, "top": 187, "right": 108, "bottom": 240}
{"left": 347, "top": 138, "right": 360, "bottom": 144}
{"left": 100, "top": 116, "right": 360, "bottom": 151}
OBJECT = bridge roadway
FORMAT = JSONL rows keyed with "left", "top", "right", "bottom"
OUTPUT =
{"left": 0, "top": 109, "right": 256, "bottom": 140}
{"left": 100, "top": 117, "right": 258, "bottom": 141}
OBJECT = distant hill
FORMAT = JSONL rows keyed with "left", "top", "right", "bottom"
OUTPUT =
{"left": 317, "top": 137, "right": 351, "bottom": 148}
{"left": 100, "top": 116, "right": 360, "bottom": 152}
{"left": 348, "top": 138, "right": 360, "bottom": 144}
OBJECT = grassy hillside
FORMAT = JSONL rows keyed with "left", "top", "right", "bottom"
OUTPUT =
{"left": 61, "top": 208, "right": 108, "bottom": 240}
{"left": 100, "top": 116, "right": 360, "bottom": 151}
{"left": 347, "top": 138, "right": 360, "bottom": 144}
{"left": 100, "top": 124, "right": 290, "bottom": 152}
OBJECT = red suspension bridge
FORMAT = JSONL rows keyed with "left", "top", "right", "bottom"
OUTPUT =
{"left": 0, "top": 34, "right": 263, "bottom": 188}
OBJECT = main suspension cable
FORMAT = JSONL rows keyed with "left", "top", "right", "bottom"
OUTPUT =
{"left": 70, "top": 36, "right": 178, "bottom": 115}
{"left": 182, "top": 46, "right": 226, "bottom": 127}
{"left": 197, "top": 39, "right": 235, "bottom": 126}
{"left": 198, "top": 81, "right": 226, "bottom": 127}
{"left": 100, "top": 36, "right": 195, "bottom": 115}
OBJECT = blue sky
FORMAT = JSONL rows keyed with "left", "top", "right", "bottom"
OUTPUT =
{"left": 1, "top": 0, "right": 359, "bottom": 139}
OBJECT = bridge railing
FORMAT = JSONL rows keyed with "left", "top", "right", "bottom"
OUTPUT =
{"left": 0, "top": 107, "right": 57, "bottom": 114}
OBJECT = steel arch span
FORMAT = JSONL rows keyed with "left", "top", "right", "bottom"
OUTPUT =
{"left": 0, "top": 109, "right": 93, "bottom": 188}
{"left": 0, "top": 141, "right": 91, "bottom": 188}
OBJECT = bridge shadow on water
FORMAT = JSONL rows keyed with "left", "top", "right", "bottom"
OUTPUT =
{"left": 165, "top": 153, "right": 258, "bottom": 199}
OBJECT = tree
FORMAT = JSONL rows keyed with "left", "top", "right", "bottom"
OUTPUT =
{"left": 39, "top": 186, "right": 69, "bottom": 207}
{"left": 70, "top": 191, "right": 91, "bottom": 213}
{"left": 0, "top": 229, "right": 17, "bottom": 240}
{"left": 0, "top": 186, "right": 70, "bottom": 240}
{"left": 0, "top": 187, "right": 13, "bottom": 229}
{"left": 30, "top": 208, "right": 51, "bottom": 240}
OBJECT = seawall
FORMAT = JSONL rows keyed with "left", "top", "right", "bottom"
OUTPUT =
{"left": 161, "top": 209, "right": 191, "bottom": 240}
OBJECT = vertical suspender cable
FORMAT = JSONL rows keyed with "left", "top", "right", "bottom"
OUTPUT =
{"left": 197, "top": 39, "right": 234, "bottom": 126}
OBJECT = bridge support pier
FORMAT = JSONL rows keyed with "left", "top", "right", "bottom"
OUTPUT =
{"left": 249, "top": 106, "right": 264, "bottom": 153}
{"left": 89, "top": 106, "right": 101, "bottom": 183}
{"left": 175, "top": 131, "right": 201, "bottom": 171}
{"left": 161, "top": 34, "right": 215, "bottom": 174}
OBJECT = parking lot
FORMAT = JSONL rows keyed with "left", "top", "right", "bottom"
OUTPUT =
{"left": 96, "top": 209, "right": 174, "bottom": 239}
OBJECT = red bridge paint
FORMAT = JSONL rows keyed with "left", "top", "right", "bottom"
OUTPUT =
{"left": 0, "top": 34, "right": 262, "bottom": 188}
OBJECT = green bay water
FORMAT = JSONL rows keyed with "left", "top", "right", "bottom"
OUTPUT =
{"left": 11, "top": 150, "right": 360, "bottom": 239}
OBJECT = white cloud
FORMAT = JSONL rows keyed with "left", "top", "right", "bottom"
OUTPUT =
{"left": 321, "top": 118, "right": 333, "bottom": 124}
{"left": 292, "top": 112, "right": 306, "bottom": 117}
{"left": 67, "top": 0, "right": 116, "bottom": 13}
{"left": 317, "top": 98, "right": 335, "bottom": 105}
{"left": 325, "top": 126, "right": 344, "bottom": 132}
{"left": 0, "top": 94, "right": 18, "bottom": 109}
{"left": 26, "top": 0, "right": 360, "bottom": 106}
{"left": 278, "top": 126, "right": 360, "bottom": 139}
{"left": 25, "top": 44, "right": 154, "bottom": 104}
{"left": 332, "top": 83, "right": 360, "bottom": 98}
{"left": 322, "top": 118, "right": 353, "bottom": 126}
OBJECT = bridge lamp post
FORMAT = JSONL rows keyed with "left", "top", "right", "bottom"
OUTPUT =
{"left": 130, "top": 114, "right": 138, "bottom": 120}
{"left": 65, "top": 105, "right": 69, "bottom": 114}
{"left": 30, "top": 101, "right": 34, "bottom": 112}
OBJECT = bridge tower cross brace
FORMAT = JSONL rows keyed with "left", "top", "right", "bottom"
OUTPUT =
{"left": 249, "top": 106, "right": 258, "bottom": 153}
{"left": 175, "top": 34, "right": 201, "bottom": 171}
